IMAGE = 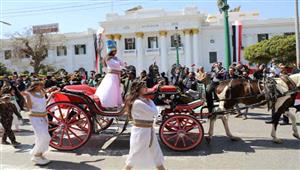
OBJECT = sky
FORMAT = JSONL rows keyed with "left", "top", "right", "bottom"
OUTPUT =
{"left": 0, "top": 0, "right": 298, "bottom": 38}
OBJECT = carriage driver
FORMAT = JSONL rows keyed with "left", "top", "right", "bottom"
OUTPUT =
{"left": 206, "top": 62, "right": 226, "bottom": 113}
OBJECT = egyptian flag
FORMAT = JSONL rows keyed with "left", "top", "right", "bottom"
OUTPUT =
{"left": 94, "top": 33, "right": 104, "bottom": 73}
{"left": 232, "top": 21, "right": 243, "bottom": 63}
{"left": 93, "top": 34, "right": 99, "bottom": 73}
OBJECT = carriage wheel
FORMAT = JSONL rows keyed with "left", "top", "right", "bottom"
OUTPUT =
{"left": 94, "top": 115, "right": 114, "bottom": 133}
{"left": 159, "top": 115, "right": 204, "bottom": 151}
{"left": 47, "top": 102, "right": 92, "bottom": 151}
{"left": 162, "top": 111, "right": 193, "bottom": 131}
{"left": 80, "top": 104, "right": 113, "bottom": 133}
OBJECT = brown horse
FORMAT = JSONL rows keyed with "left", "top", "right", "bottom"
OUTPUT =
{"left": 207, "top": 74, "right": 300, "bottom": 144}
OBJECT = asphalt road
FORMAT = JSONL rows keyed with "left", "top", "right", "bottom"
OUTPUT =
{"left": 1, "top": 108, "right": 300, "bottom": 170}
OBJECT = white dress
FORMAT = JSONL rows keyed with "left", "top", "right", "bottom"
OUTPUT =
{"left": 95, "top": 57, "right": 124, "bottom": 108}
{"left": 28, "top": 93, "right": 51, "bottom": 155}
{"left": 126, "top": 99, "right": 164, "bottom": 169}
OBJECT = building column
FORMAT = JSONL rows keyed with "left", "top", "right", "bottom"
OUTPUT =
{"left": 136, "top": 32, "right": 144, "bottom": 74}
{"left": 114, "top": 34, "right": 122, "bottom": 57}
{"left": 68, "top": 44, "right": 75, "bottom": 72}
{"left": 159, "top": 31, "right": 168, "bottom": 73}
{"left": 183, "top": 29, "right": 192, "bottom": 68}
{"left": 192, "top": 28, "right": 200, "bottom": 67}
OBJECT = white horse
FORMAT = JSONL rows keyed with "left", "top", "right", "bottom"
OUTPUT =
{"left": 207, "top": 73, "right": 300, "bottom": 144}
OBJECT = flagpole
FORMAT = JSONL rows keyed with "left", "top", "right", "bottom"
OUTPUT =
{"left": 295, "top": 0, "right": 300, "bottom": 68}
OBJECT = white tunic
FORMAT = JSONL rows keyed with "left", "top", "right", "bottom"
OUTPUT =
{"left": 95, "top": 57, "right": 124, "bottom": 108}
{"left": 27, "top": 92, "right": 50, "bottom": 155}
{"left": 126, "top": 99, "right": 164, "bottom": 169}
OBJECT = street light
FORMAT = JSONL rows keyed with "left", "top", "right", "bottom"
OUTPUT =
{"left": 174, "top": 26, "right": 180, "bottom": 66}
{"left": 217, "top": 0, "right": 231, "bottom": 70}
{"left": 295, "top": 0, "right": 300, "bottom": 68}
{"left": 0, "top": 21, "right": 12, "bottom": 26}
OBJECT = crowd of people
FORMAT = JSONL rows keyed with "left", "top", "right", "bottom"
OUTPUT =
{"left": 1, "top": 40, "right": 300, "bottom": 169}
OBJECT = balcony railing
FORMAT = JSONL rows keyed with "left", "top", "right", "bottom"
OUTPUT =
{"left": 123, "top": 49, "right": 136, "bottom": 54}
{"left": 145, "top": 48, "right": 160, "bottom": 55}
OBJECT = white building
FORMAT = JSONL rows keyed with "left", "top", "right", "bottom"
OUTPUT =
{"left": 0, "top": 7, "right": 295, "bottom": 74}
{"left": 101, "top": 6, "right": 295, "bottom": 74}
{"left": 0, "top": 29, "right": 96, "bottom": 73}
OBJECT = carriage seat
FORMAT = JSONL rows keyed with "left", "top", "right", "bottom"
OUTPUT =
{"left": 63, "top": 85, "right": 101, "bottom": 106}
{"left": 147, "top": 84, "right": 178, "bottom": 94}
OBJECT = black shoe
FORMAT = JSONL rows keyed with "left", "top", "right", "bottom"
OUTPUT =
{"left": 12, "top": 141, "right": 21, "bottom": 146}
{"left": 265, "top": 120, "right": 274, "bottom": 124}
{"left": 1, "top": 141, "right": 10, "bottom": 145}
{"left": 279, "top": 121, "right": 290, "bottom": 125}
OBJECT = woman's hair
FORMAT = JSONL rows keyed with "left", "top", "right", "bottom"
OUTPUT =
{"left": 124, "top": 80, "right": 146, "bottom": 119}
{"left": 27, "top": 79, "right": 44, "bottom": 93}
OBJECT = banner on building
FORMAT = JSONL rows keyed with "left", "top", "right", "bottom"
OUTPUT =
{"left": 232, "top": 21, "right": 243, "bottom": 63}
{"left": 32, "top": 23, "right": 59, "bottom": 34}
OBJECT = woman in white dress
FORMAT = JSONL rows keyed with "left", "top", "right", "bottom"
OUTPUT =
{"left": 124, "top": 81, "right": 165, "bottom": 170}
{"left": 24, "top": 80, "right": 51, "bottom": 165}
{"left": 95, "top": 40, "right": 124, "bottom": 109}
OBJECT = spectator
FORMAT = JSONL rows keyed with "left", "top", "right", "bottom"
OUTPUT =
{"left": 225, "top": 67, "right": 239, "bottom": 80}
{"left": 292, "top": 63, "right": 300, "bottom": 74}
{"left": 88, "top": 71, "right": 97, "bottom": 87}
{"left": 123, "top": 70, "right": 136, "bottom": 97}
{"left": 44, "top": 73, "right": 56, "bottom": 89}
{"left": 160, "top": 72, "right": 169, "bottom": 85}
{"left": 139, "top": 70, "right": 148, "bottom": 82}
{"left": 196, "top": 67, "right": 208, "bottom": 85}
{"left": 183, "top": 72, "right": 197, "bottom": 92}
{"left": 242, "top": 71, "right": 251, "bottom": 80}
{"left": 253, "top": 64, "right": 266, "bottom": 80}
{"left": 171, "top": 67, "right": 183, "bottom": 90}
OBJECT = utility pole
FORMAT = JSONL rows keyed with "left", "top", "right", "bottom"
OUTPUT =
{"left": 295, "top": 0, "right": 300, "bottom": 68}
{"left": 175, "top": 26, "right": 180, "bottom": 66}
{"left": 217, "top": 0, "right": 231, "bottom": 70}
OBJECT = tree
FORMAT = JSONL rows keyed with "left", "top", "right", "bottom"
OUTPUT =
{"left": 244, "top": 35, "right": 296, "bottom": 65}
{"left": 0, "top": 62, "right": 11, "bottom": 75}
{"left": 10, "top": 29, "right": 50, "bottom": 73}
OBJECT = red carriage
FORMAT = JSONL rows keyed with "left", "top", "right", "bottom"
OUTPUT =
{"left": 46, "top": 84, "right": 208, "bottom": 151}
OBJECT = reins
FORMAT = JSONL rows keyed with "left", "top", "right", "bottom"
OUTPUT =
{"left": 212, "top": 76, "right": 300, "bottom": 114}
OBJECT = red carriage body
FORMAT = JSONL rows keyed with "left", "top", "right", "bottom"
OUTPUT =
{"left": 47, "top": 84, "right": 207, "bottom": 151}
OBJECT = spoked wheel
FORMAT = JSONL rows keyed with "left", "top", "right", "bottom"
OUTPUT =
{"left": 159, "top": 115, "right": 204, "bottom": 151}
{"left": 93, "top": 115, "right": 114, "bottom": 133}
{"left": 47, "top": 102, "right": 92, "bottom": 151}
{"left": 162, "top": 111, "right": 193, "bottom": 131}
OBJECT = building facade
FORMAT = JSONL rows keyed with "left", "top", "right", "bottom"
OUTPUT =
{"left": 0, "top": 7, "right": 295, "bottom": 74}
{"left": 0, "top": 29, "right": 96, "bottom": 73}
{"left": 101, "top": 6, "right": 295, "bottom": 74}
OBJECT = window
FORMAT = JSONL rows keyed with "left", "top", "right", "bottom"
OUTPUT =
{"left": 57, "top": 46, "right": 67, "bottom": 56}
{"left": 284, "top": 32, "right": 295, "bottom": 36}
{"left": 74, "top": 44, "right": 86, "bottom": 55}
{"left": 209, "top": 52, "right": 217, "bottom": 63}
{"left": 4, "top": 50, "right": 12, "bottom": 60}
{"left": 148, "top": 37, "right": 158, "bottom": 49}
{"left": 257, "top": 34, "right": 269, "bottom": 42}
{"left": 125, "top": 38, "right": 135, "bottom": 50}
{"left": 171, "top": 34, "right": 182, "bottom": 47}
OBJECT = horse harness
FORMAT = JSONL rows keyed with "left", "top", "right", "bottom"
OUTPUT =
{"left": 215, "top": 75, "right": 299, "bottom": 114}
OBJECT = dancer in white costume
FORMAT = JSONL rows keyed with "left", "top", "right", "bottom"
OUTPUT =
{"left": 95, "top": 40, "right": 124, "bottom": 108}
{"left": 124, "top": 81, "right": 165, "bottom": 170}
{"left": 24, "top": 80, "right": 51, "bottom": 166}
